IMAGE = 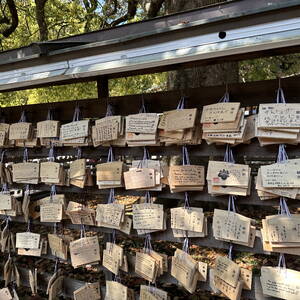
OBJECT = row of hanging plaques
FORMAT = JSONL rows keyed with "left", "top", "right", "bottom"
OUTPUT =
{"left": 1, "top": 218, "right": 299, "bottom": 300}
{"left": 0, "top": 87, "right": 300, "bottom": 148}
{"left": 1, "top": 144, "right": 298, "bottom": 254}
{"left": 0, "top": 143, "right": 299, "bottom": 201}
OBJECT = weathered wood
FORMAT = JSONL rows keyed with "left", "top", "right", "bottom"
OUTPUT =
{"left": 1, "top": 140, "right": 289, "bottom": 160}
{"left": 97, "top": 76, "right": 109, "bottom": 99}
{"left": 13, "top": 182, "right": 296, "bottom": 208}
{"left": 0, "top": 261, "right": 268, "bottom": 300}
{"left": 15, "top": 266, "right": 91, "bottom": 298}
{"left": 1, "top": 0, "right": 300, "bottom": 93}
{"left": 1, "top": 75, "right": 300, "bottom": 123}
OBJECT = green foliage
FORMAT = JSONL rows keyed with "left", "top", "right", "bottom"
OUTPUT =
{"left": 0, "top": 0, "right": 167, "bottom": 106}
{"left": 109, "top": 72, "right": 168, "bottom": 96}
{"left": 0, "top": 71, "right": 168, "bottom": 107}
{"left": 240, "top": 54, "right": 300, "bottom": 82}
{"left": 0, "top": 1, "right": 300, "bottom": 107}
{"left": 0, "top": 82, "right": 98, "bottom": 107}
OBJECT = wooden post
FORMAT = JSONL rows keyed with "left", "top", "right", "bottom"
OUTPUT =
{"left": 97, "top": 76, "right": 109, "bottom": 99}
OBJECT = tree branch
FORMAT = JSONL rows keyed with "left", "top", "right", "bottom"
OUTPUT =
{"left": 147, "top": 0, "right": 165, "bottom": 18}
{"left": 0, "top": 16, "right": 10, "bottom": 24}
{"left": 34, "top": 0, "right": 48, "bottom": 41}
{"left": 104, "top": 0, "right": 118, "bottom": 17}
{"left": 109, "top": 0, "right": 138, "bottom": 27}
{"left": 83, "top": 0, "right": 98, "bottom": 32}
{"left": 83, "top": 0, "right": 98, "bottom": 11}
{"left": 1, "top": 0, "right": 18, "bottom": 38}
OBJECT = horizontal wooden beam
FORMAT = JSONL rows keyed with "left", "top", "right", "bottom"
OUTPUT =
{"left": 1, "top": 0, "right": 300, "bottom": 94}
{"left": 11, "top": 181, "right": 295, "bottom": 208}
{"left": 2, "top": 75, "right": 300, "bottom": 122}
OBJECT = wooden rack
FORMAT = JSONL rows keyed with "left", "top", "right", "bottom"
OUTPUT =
{"left": 0, "top": 75, "right": 296, "bottom": 299}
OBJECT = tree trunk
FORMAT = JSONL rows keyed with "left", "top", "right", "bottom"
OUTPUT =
{"left": 1, "top": 0, "right": 18, "bottom": 38}
{"left": 35, "top": 0, "right": 48, "bottom": 41}
{"left": 83, "top": 0, "right": 98, "bottom": 32}
{"left": 166, "top": 0, "right": 239, "bottom": 89}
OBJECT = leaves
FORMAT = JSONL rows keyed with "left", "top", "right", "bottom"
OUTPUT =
{"left": 240, "top": 54, "right": 300, "bottom": 82}
{"left": 0, "top": 1, "right": 299, "bottom": 107}
{"left": 109, "top": 73, "right": 168, "bottom": 97}
{"left": 0, "top": 1, "right": 167, "bottom": 106}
